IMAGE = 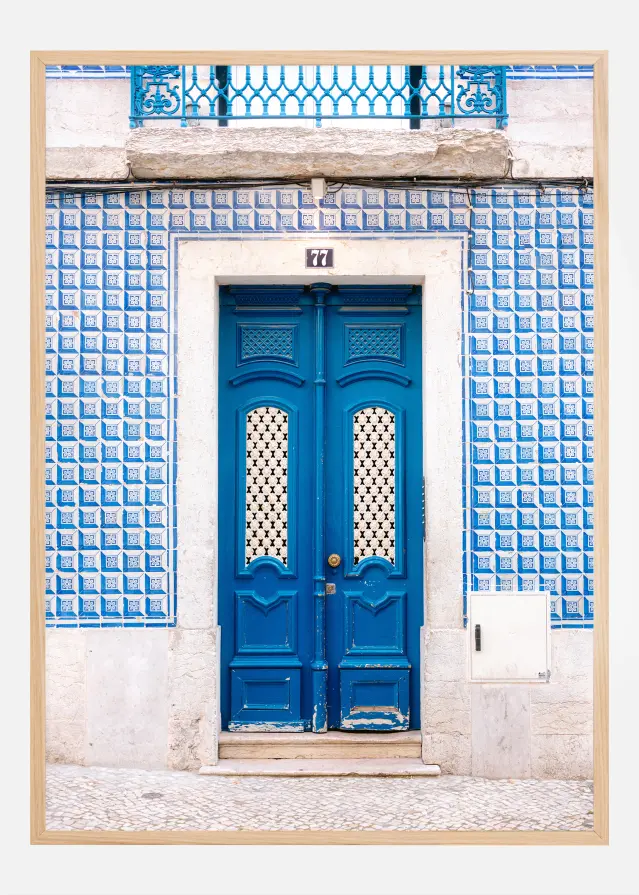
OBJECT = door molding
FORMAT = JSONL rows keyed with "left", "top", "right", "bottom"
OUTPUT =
{"left": 176, "top": 235, "right": 464, "bottom": 759}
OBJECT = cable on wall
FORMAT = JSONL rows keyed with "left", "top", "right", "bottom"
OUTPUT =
{"left": 45, "top": 177, "right": 593, "bottom": 199}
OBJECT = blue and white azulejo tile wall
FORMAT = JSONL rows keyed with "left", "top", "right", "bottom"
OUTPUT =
{"left": 466, "top": 188, "right": 594, "bottom": 628}
{"left": 44, "top": 65, "right": 594, "bottom": 80}
{"left": 45, "top": 185, "right": 594, "bottom": 629}
{"left": 45, "top": 191, "right": 177, "bottom": 628}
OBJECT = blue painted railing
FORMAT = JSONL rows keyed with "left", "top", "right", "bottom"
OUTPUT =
{"left": 130, "top": 65, "right": 508, "bottom": 128}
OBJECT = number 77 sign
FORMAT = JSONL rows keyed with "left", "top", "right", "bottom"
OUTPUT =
{"left": 305, "top": 248, "right": 334, "bottom": 268}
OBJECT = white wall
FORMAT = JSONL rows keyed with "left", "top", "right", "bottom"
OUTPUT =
{"left": 47, "top": 79, "right": 131, "bottom": 148}
{"left": 46, "top": 627, "right": 218, "bottom": 770}
{"left": 422, "top": 629, "right": 593, "bottom": 778}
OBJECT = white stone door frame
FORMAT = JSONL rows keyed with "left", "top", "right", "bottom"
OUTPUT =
{"left": 176, "top": 234, "right": 464, "bottom": 762}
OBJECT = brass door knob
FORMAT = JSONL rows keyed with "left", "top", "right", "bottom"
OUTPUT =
{"left": 327, "top": 553, "right": 341, "bottom": 568}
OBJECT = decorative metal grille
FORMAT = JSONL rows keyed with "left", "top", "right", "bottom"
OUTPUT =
{"left": 130, "top": 65, "right": 507, "bottom": 127}
{"left": 240, "top": 325, "right": 294, "bottom": 362}
{"left": 245, "top": 406, "right": 288, "bottom": 565}
{"left": 353, "top": 407, "right": 396, "bottom": 564}
{"left": 347, "top": 326, "right": 401, "bottom": 362}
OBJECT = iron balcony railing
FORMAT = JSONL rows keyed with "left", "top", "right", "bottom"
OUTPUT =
{"left": 130, "top": 65, "right": 508, "bottom": 129}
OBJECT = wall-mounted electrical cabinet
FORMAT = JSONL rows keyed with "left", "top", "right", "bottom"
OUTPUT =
{"left": 469, "top": 591, "right": 551, "bottom": 683}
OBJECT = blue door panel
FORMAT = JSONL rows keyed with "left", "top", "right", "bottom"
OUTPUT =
{"left": 219, "top": 287, "right": 314, "bottom": 730}
{"left": 324, "top": 298, "right": 423, "bottom": 730}
{"left": 235, "top": 590, "right": 298, "bottom": 655}
{"left": 343, "top": 589, "right": 407, "bottom": 655}
{"left": 340, "top": 668, "right": 410, "bottom": 731}
{"left": 231, "top": 665, "right": 302, "bottom": 728}
{"left": 219, "top": 285, "right": 423, "bottom": 731}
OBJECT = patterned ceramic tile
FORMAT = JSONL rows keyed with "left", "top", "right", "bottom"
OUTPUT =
{"left": 45, "top": 65, "right": 594, "bottom": 80}
{"left": 45, "top": 185, "right": 594, "bottom": 627}
{"left": 45, "top": 65, "right": 129, "bottom": 77}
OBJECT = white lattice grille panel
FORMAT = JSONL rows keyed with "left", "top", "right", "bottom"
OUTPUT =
{"left": 353, "top": 407, "right": 396, "bottom": 564}
{"left": 245, "top": 406, "right": 288, "bottom": 565}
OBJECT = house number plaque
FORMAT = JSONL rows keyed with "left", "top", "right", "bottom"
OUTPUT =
{"left": 305, "top": 248, "right": 334, "bottom": 268}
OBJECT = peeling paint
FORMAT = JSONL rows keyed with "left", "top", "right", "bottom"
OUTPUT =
{"left": 341, "top": 707, "right": 410, "bottom": 731}
{"left": 227, "top": 722, "right": 308, "bottom": 733}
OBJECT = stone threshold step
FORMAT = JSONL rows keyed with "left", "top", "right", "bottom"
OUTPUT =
{"left": 200, "top": 759, "right": 440, "bottom": 777}
{"left": 219, "top": 731, "right": 421, "bottom": 744}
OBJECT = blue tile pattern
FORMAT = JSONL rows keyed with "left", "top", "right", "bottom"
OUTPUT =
{"left": 466, "top": 187, "right": 594, "bottom": 627}
{"left": 506, "top": 65, "right": 593, "bottom": 79}
{"left": 45, "top": 65, "right": 593, "bottom": 80}
{"left": 45, "top": 185, "right": 594, "bottom": 628}
{"left": 46, "top": 65, "right": 129, "bottom": 78}
{"left": 45, "top": 190, "right": 176, "bottom": 627}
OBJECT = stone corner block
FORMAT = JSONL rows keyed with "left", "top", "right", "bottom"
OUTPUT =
{"left": 85, "top": 628, "right": 170, "bottom": 769}
{"left": 46, "top": 146, "right": 129, "bottom": 181}
{"left": 471, "top": 685, "right": 531, "bottom": 779}
{"left": 509, "top": 141, "right": 593, "bottom": 179}
{"left": 46, "top": 627, "right": 87, "bottom": 723}
{"left": 530, "top": 700, "right": 593, "bottom": 736}
{"left": 126, "top": 127, "right": 510, "bottom": 180}
{"left": 422, "top": 680, "right": 471, "bottom": 736}
{"left": 46, "top": 720, "right": 86, "bottom": 766}
{"left": 167, "top": 716, "right": 217, "bottom": 771}
{"left": 423, "top": 628, "right": 468, "bottom": 682}
{"left": 531, "top": 734, "right": 593, "bottom": 779}
{"left": 167, "top": 628, "right": 218, "bottom": 770}
{"left": 531, "top": 629, "right": 593, "bottom": 705}
{"left": 422, "top": 733, "right": 471, "bottom": 775}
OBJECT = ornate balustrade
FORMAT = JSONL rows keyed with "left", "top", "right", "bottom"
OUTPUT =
{"left": 130, "top": 65, "right": 508, "bottom": 128}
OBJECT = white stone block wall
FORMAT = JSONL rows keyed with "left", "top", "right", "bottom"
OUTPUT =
{"left": 421, "top": 630, "right": 593, "bottom": 778}
{"left": 46, "top": 627, "right": 219, "bottom": 770}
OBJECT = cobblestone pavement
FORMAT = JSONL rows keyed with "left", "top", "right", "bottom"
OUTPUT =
{"left": 46, "top": 764, "right": 594, "bottom": 832}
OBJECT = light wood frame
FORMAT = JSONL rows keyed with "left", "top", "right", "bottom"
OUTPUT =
{"left": 30, "top": 50, "right": 608, "bottom": 845}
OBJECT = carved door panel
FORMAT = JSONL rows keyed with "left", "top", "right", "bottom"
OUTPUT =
{"left": 324, "top": 293, "right": 423, "bottom": 730}
{"left": 219, "top": 287, "right": 314, "bottom": 730}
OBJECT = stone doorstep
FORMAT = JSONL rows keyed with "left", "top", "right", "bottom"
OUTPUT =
{"left": 219, "top": 730, "right": 422, "bottom": 760}
{"left": 199, "top": 759, "right": 441, "bottom": 777}
{"left": 219, "top": 731, "right": 422, "bottom": 744}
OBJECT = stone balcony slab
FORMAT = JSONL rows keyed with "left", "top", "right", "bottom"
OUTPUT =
{"left": 125, "top": 126, "right": 511, "bottom": 181}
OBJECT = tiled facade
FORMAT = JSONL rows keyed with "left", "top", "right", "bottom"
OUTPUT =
{"left": 45, "top": 185, "right": 594, "bottom": 629}
{"left": 45, "top": 190, "right": 177, "bottom": 627}
{"left": 45, "top": 65, "right": 594, "bottom": 80}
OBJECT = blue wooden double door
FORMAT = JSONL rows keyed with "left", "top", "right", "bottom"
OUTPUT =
{"left": 219, "top": 284, "right": 423, "bottom": 731}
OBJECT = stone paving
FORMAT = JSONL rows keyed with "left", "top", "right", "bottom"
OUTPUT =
{"left": 46, "top": 763, "right": 594, "bottom": 832}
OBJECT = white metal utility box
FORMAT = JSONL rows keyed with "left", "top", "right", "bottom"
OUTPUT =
{"left": 468, "top": 591, "right": 551, "bottom": 683}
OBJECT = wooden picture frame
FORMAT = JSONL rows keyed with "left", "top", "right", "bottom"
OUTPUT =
{"left": 30, "top": 49, "right": 608, "bottom": 845}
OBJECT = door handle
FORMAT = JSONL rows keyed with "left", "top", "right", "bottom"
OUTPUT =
{"left": 474, "top": 624, "right": 481, "bottom": 652}
{"left": 327, "top": 554, "right": 341, "bottom": 568}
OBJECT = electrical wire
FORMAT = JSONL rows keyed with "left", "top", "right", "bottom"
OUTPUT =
{"left": 46, "top": 176, "right": 593, "bottom": 199}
